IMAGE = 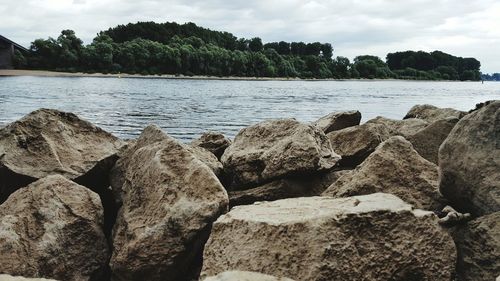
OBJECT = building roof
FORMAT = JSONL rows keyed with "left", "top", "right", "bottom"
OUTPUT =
{"left": 0, "top": 35, "right": 29, "bottom": 52}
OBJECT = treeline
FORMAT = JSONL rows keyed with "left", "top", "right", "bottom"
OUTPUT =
{"left": 14, "top": 21, "right": 481, "bottom": 80}
{"left": 481, "top": 73, "right": 500, "bottom": 81}
{"left": 387, "top": 51, "right": 481, "bottom": 81}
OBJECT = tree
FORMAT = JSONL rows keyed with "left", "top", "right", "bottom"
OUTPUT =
{"left": 248, "top": 37, "right": 263, "bottom": 52}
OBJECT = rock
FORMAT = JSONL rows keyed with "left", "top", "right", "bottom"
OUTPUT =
{"left": 0, "top": 175, "right": 109, "bottom": 281}
{"left": 439, "top": 100, "right": 500, "bottom": 216}
{"left": 323, "top": 136, "right": 443, "bottom": 210}
{"left": 451, "top": 212, "right": 499, "bottom": 281}
{"left": 366, "top": 116, "right": 429, "bottom": 137}
{"left": 187, "top": 146, "right": 224, "bottom": 178}
{"left": 191, "top": 132, "right": 232, "bottom": 160}
{"left": 110, "top": 129, "right": 228, "bottom": 281}
{"left": 326, "top": 123, "right": 391, "bottom": 167}
{"left": 406, "top": 117, "right": 459, "bottom": 164}
{"left": 204, "top": 271, "right": 295, "bottom": 281}
{"left": 0, "top": 109, "right": 123, "bottom": 236}
{"left": 110, "top": 125, "right": 223, "bottom": 208}
{"left": 221, "top": 119, "right": 340, "bottom": 189}
{"left": 437, "top": 206, "right": 471, "bottom": 226}
{"left": 0, "top": 275, "right": 58, "bottom": 281}
{"left": 312, "top": 110, "right": 361, "bottom": 134}
{"left": 404, "top": 104, "right": 466, "bottom": 122}
{"left": 229, "top": 169, "right": 350, "bottom": 207}
{"left": 201, "top": 193, "right": 456, "bottom": 281}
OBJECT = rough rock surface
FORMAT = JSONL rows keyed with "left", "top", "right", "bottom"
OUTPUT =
{"left": 111, "top": 125, "right": 223, "bottom": 207}
{"left": 191, "top": 132, "right": 232, "bottom": 159}
{"left": 439, "top": 100, "right": 500, "bottom": 216}
{"left": 312, "top": 110, "right": 361, "bottom": 134}
{"left": 406, "top": 117, "right": 459, "bottom": 164}
{"left": 323, "top": 136, "right": 443, "bottom": 210}
{"left": 201, "top": 193, "right": 456, "bottom": 281}
{"left": 0, "top": 275, "right": 57, "bottom": 281}
{"left": 0, "top": 109, "right": 123, "bottom": 236}
{"left": 0, "top": 175, "right": 109, "bottom": 281}
{"left": 187, "top": 145, "right": 224, "bottom": 178}
{"left": 451, "top": 212, "right": 499, "bottom": 281}
{"left": 404, "top": 104, "right": 466, "bottom": 122}
{"left": 221, "top": 119, "right": 340, "bottom": 189}
{"left": 204, "top": 271, "right": 295, "bottom": 281}
{"left": 0, "top": 109, "right": 123, "bottom": 203}
{"left": 110, "top": 129, "right": 228, "bottom": 281}
{"left": 366, "top": 116, "right": 429, "bottom": 137}
{"left": 229, "top": 169, "right": 350, "bottom": 207}
{"left": 327, "top": 123, "right": 391, "bottom": 167}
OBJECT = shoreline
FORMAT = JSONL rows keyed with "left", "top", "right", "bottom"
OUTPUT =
{"left": 0, "top": 69, "right": 474, "bottom": 82}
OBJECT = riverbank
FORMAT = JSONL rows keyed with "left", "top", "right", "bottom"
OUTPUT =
{"left": 0, "top": 69, "right": 466, "bottom": 82}
{"left": 0, "top": 69, "right": 329, "bottom": 81}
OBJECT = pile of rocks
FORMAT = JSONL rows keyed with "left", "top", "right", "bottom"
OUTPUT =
{"left": 0, "top": 101, "right": 498, "bottom": 281}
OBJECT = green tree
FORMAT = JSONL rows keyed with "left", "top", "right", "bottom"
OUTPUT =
{"left": 248, "top": 37, "right": 263, "bottom": 52}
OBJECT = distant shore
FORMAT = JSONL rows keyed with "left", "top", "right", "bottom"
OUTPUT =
{"left": 0, "top": 69, "right": 328, "bottom": 81}
{"left": 0, "top": 69, "right": 477, "bottom": 82}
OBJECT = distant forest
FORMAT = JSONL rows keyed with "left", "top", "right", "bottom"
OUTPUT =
{"left": 14, "top": 21, "right": 482, "bottom": 80}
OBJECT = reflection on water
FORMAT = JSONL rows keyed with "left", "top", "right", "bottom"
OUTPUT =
{"left": 0, "top": 77, "right": 499, "bottom": 141}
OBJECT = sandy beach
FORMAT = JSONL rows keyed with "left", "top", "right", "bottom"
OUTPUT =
{"left": 0, "top": 69, "right": 330, "bottom": 81}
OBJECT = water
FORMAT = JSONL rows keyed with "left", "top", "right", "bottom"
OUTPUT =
{"left": 0, "top": 76, "right": 499, "bottom": 141}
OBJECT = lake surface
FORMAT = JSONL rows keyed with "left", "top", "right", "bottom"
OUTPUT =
{"left": 0, "top": 76, "right": 499, "bottom": 141}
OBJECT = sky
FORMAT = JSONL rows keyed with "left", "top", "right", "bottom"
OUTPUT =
{"left": 1, "top": 0, "right": 499, "bottom": 72}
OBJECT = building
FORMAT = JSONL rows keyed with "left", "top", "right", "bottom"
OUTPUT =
{"left": 0, "top": 35, "right": 29, "bottom": 69}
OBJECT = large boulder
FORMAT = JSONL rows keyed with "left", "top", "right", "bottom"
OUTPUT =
{"left": 0, "top": 175, "right": 109, "bottom": 281}
{"left": 406, "top": 117, "right": 459, "bottom": 164}
{"left": 110, "top": 125, "right": 223, "bottom": 207}
{"left": 0, "top": 109, "right": 123, "bottom": 235}
{"left": 366, "top": 116, "right": 429, "bottom": 137}
{"left": 229, "top": 169, "right": 350, "bottom": 207}
{"left": 439, "top": 100, "right": 500, "bottom": 216}
{"left": 221, "top": 119, "right": 340, "bottom": 189}
{"left": 326, "top": 123, "right": 391, "bottom": 167}
{"left": 451, "top": 212, "right": 499, "bottom": 281}
{"left": 201, "top": 193, "right": 456, "bottom": 280}
{"left": 110, "top": 129, "right": 228, "bottom": 281}
{"left": 191, "top": 132, "right": 232, "bottom": 160}
{"left": 312, "top": 110, "right": 361, "bottom": 134}
{"left": 404, "top": 104, "right": 466, "bottom": 122}
{"left": 204, "top": 271, "right": 295, "bottom": 281}
{"left": 323, "top": 136, "right": 443, "bottom": 210}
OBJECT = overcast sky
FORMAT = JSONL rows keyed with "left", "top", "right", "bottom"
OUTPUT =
{"left": 1, "top": 0, "right": 499, "bottom": 72}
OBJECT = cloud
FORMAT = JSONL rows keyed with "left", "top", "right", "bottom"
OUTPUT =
{"left": 0, "top": 0, "right": 498, "bottom": 72}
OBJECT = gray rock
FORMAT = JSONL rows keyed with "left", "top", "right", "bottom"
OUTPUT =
{"left": 0, "top": 175, "right": 109, "bottom": 281}
{"left": 221, "top": 119, "right": 340, "bottom": 189}
{"left": 404, "top": 104, "right": 466, "bottom": 122}
{"left": 451, "top": 212, "right": 500, "bottom": 281}
{"left": 366, "top": 116, "right": 429, "bottom": 137}
{"left": 312, "top": 110, "right": 361, "bottom": 134}
{"left": 0, "top": 109, "right": 123, "bottom": 235}
{"left": 187, "top": 145, "right": 224, "bottom": 178}
{"left": 439, "top": 100, "right": 500, "bottom": 216}
{"left": 327, "top": 123, "right": 392, "bottom": 167}
{"left": 204, "top": 271, "right": 295, "bottom": 281}
{"left": 229, "top": 169, "right": 350, "bottom": 207}
{"left": 191, "top": 132, "right": 232, "bottom": 160}
{"left": 201, "top": 193, "right": 456, "bottom": 281}
{"left": 406, "top": 117, "right": 459, "bottom": 164}
{"left": 110, "top": 129, "right": 228, "bottom": 281}
{"left": 323, "top": 136, "right": 444, "bottom": 210}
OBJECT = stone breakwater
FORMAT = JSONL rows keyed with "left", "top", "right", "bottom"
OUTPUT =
{"left": 0, "top": 101, "right": 498, "bottom": 281}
